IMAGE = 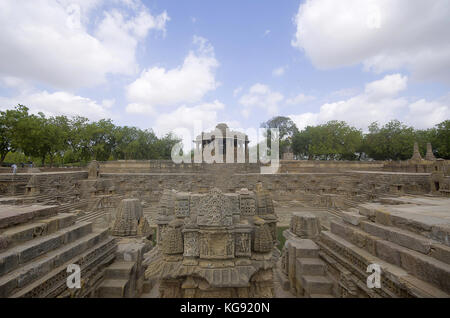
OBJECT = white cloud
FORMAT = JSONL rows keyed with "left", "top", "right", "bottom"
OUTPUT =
{"left": 264, "top": 30, "right": 271, "bottom": 37}
{"left": 272, "top": 66, "right": 286, "bottom": 77}
{"left": 286, "top": 93, "right": 315, "bottom": 105}
{"left": 0, "top": 0, "right": 169, "bottom": 89}
{"left": 233, "top": 86, "right": 243, "bottom": 97}
{"left": 406, "top": 99, "right": 450, "bottom": 129}
{"left": 292, "top": 0, "right": 450, "bottom": 83}
{"left": 154, "top": 100, "right": 225, "bottom": 150}
{"left": 126, "top": 36, "right": 219, "bottom": 113}
{"left": 239, "top": 84, "right": 284, "bottom": 118}
{"left": 289, "top": 73, "right": 448, "bottom": 131}
{"left": 364, "top": 74, "right": 407, "bottom": 99}
{"left": 0, "top": 90, "right": 112, "bottom": 120}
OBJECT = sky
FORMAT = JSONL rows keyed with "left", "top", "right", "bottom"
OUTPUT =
{"left": 0, "top": 0, "right": 449, "bottom": 148}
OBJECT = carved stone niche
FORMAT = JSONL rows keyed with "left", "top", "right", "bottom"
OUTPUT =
{"left": 238, "top": 188, "right": 256, "bottom": 216}
{"left": 175, "top": 192, "right": 190, "bottom": 218}
{"left": 255, "top": 182, "right": 275, "bottom": 216}
{"left": 234, "top": 224, "right": 252, "bottom": 258}
{"left": 197, "top": 188, "right": 233, "bottom": 227}
{"left": 252, "top": 218, "right": 273, "bottom": 253}
{"left": 199, "top": 230, "right": 235, "bottom": 260}
{"left": 159, "top": 189, "right": 176, "bottom": 217}
{"left": 261, "top": 215, "right": 278, "bottom": 244}
{"left": 111, "top": 198, "right": 143, "bottom": 237}
{"left": 183, "top": 228, "right": 199, "bottom": 258}
{"left": 162, "top": 219, "right": 184, "bottom": 255}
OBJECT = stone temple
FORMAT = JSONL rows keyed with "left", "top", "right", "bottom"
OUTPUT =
{"left": 0, "top": 139, "right": 449, "bottom": 298}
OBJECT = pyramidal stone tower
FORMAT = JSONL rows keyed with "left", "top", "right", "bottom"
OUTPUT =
{"left": 410, "top": 142, "right": 423, "bottom": 161}
{"left": 425, "top": 143, "right": 436, "bottom": 161}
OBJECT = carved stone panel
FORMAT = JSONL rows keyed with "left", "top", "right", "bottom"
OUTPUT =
{"left": 239, "top": 191, "right": 256, "bottom": 216}
{"left": 183, "top": 230, "right": 199, "bottom": 257}
{"left": 197, "top": 188, "right": 233, "bottom": 227}
{"left": 234, "top": 232, "right": 251, "bottom": 257}
{"left": 175, "top": 193, "right": 190, "bottom": 218}
{"left": 199, "top": 231, "right": 234, "bottom": 259}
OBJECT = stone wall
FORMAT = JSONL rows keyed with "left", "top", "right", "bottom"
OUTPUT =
{"left": 0, "top": 171, "right": 88, "bottom": 197}
{"left": 279, "top": 160, "right": 386, "bottom": 173}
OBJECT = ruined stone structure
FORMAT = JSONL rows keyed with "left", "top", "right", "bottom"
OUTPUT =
{"left": 0, "top": 205, "right": 115, "bottom": 297}
{"left": 194, "top": 123, "right": 250, "bottom": 163}
{"left": 410, "top": 142, "right": 423, "bottom": 162}
{"left": 426, "top": 143, "right": 437, "bottom": 161}
{"left": 0, "top": 139, "right": 449, "bottom": 298}
{"left": 145, "top": 186, "right": 277, "bottom": 298}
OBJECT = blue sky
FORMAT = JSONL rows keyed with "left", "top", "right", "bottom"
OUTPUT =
{"left": 0, "top": 0, "right": 449, "bottom": 148}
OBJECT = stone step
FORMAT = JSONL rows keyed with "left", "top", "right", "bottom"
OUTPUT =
{"left": 341, "top": 211, "right": 368, "bottom": 226}
{"left": 360, "top": 221, "right": 433, "bottom": 255}
{"left": 301, "top": 275, "right": 333, "bottom": 295}
{"left": 320, "top": 231, "right": 450, "bottom": 298}
{"left": 0, "top": 213, "right": 76, "bottom": 252}
{"left": 296, "top": 258, "right": 325, "bottom": 276}
{"left": 0, "top": 221, "right": 92, "bottom": 277}
{"left": 105, "top": 261, "right": 135, "bottom": 279}
{"left": 11, "top": 233, "right": 115, "bottom": 298}
{"left": 0, "top": 228, "right": 110, "bottom": 298}
{"left": 98, "top": 278, "right": 130, "bottom": 298}
{"left": 358, "top": 203, "right": 450, "bottom": 246}
{"left": 332, "top": 219, "right": 450, "bottom": 268}
{"left": 375, "top": 239, "right": 450, "bottom": 294}
{"left": 0, "top": 205, "right": 58, "bottom": 229}
{"left": 286, "top": 237, "right": 319, "bottom": 258}
{"left": 78, "top": 210, "right": 107, "bottom": 223}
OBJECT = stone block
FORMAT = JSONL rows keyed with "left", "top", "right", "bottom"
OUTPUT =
{"left": 0, "top": 251, "right": 19, "bottom": 276}
{"left": 398, "top": 246, "right": 450, "bottom": 293}
{"left": 342, "top": 211, "right": 367, "bottom": 226}
{"left": 430, "top": 243, "right": 450, "bottom": 265}
{"left": 296, "top": 258, "right": 325, "bottom": 276}
{"left": 431, "top": 225, "right": 450, "bottom": 246}
{"left": 358, "top": 205, "right": 375, "bottom": 218}
{"left": 0, "top": 235, "right": 9, "bottom": 251}
{"left": 287, "top": 237, "right": 319, "bottom": 258}
{"left": 375, "top": 240, "right": 401, "bottom": 266}
{"left": 375, "top": 209, "right": 392, "bottom": 226}
{"left": 301, "top": 275, "right": 333, "bottom": 295}
{"left": 362, "top": 221, "right": 432, "bottom": 254}
{"left": 290, "top": 212, "right": 321, "bottom": 239}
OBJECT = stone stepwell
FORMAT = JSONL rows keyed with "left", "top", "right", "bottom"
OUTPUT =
{"left": 0, "top": 204, "right": 116, "bottom": 298}
{"left": 317, "top": 199, "right": 450, "bottom": 297}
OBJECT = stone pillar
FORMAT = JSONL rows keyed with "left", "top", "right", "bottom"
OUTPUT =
{"left": 410, "top": 142, "right": 422, "bottom": 161}
{"left": 425, "top": 142, "right": 436, "bottom": 161}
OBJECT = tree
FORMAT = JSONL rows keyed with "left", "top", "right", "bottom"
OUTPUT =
{"left": 292, "top": 121, "right": 363, "bottom": 160}
{"left": 261, "top": 116, "right": 299, "bottom": 155}
{"left": 363, "top": 120, "right": 415, "bottom": 160}
{"left": 0, "top": 105, "right": 29, "bottom": 164}
{"left": 431, "top": 120, "right": 450, "bottom": 159}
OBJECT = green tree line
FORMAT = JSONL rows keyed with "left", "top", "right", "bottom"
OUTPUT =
{"left": 0, "top": 105, "right": 180, "bottom": 166}
{"left": 262, "top": 116, "right": 450, "bottom": 161}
